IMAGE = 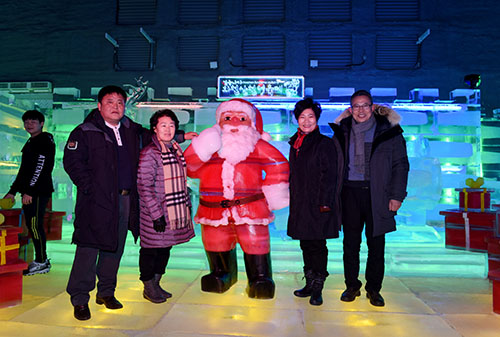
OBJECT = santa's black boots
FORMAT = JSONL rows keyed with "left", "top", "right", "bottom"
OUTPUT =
{"left": 201, "top": 248, "right": 238, "bottom": 293}
{"left": 244, "top": 253, "right": 275, "bottom": 299}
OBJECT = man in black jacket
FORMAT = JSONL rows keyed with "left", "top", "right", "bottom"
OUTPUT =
{"left": 330, "top": 90, "right": 409, "bottom": 307}
{"left": 4, "top": 109, "right": 55, "bottom": 276}
{"left": 64, "top": 85, "right": 147, "bottom": 321}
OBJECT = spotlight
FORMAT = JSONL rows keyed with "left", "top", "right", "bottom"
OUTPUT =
{"left": 464, "top": 74, "right": 481, "bottom": 89}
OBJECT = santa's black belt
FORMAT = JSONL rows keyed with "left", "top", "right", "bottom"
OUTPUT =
{"left": 199, "top": 193, "right": 265, "bottom": 208}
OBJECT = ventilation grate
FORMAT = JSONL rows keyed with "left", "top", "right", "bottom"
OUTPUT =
{"left": 116, "top": 37, "right": 154, "bottom": 71}
{"left": 177, "top": 36, "right": 219, "bottom": 70}
{"left": 375, "top": 0, "right": 419, "bottom": 21}
{"left": 308, "top": 0, "right": 352, "bottom": 21}
{"left": 242, "top": 35, "right": 285, "bottom": 70}
{"left": 117, "top": 0, "right": 157, "bottom": 25}
{"left": 376, "top": 35, "right": 418, "bottom": 70}
{"left": 243, "top": 0, "right": 285, "bottom": 22}
{"left": 178, "top": 0, "right": 219, "bottom": 24}
{"left": 309, "top": 34, "right": 352, "bottom": 69}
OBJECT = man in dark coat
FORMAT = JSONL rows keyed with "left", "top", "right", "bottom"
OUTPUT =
{"left": 330, "top": 90, "right": 409, "bottom": 307}
{"left": 64, "top": 85, "right": 146, "bottom": 320}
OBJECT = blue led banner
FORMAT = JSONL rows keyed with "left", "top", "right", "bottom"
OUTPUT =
{"left": 217, "top": 75, "right": 304, "bottom": 100}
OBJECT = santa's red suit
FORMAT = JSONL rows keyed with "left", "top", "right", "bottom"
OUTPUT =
{"left": 184, "top": 98, "right": 289, "bottom": 299}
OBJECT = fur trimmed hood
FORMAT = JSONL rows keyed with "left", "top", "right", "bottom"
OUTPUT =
{"left": 334, "top": 104, "right": 401, "bottom": 126}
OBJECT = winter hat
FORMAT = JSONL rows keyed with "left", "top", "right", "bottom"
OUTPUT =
{"left": 215, "top": 98, "right": 271, "bottom": 141}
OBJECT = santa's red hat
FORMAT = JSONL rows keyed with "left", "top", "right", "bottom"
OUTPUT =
{"left": 215, "top": 98, "right": 271, "bottom": 141}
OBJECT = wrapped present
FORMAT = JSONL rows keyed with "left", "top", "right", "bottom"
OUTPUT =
{"left": 490, "top": 269, "right": 500, "bottom": 314}
{"left": 0, "top": 226, "right": 22, "bottom": 266}
{"left": 44, "top": 211, "right": 65, "bottom": 241}
{"left": 440, "top": 209, "right": 496, "bottom": 252}
{"left": 0, "top": 209, "right": 22, "bottom": 227}
{"left": 493, "top": 204, "right": 500, "bottom": 238}
{"left": 455, "top": 188, "right": 493, "bottom": 212}
{"left": 21, "top": 210, "right": 65, "bottom": 241}
{"left": 18, "top": 236, "right": 34, "bottom": 263}
{"left": 0, "top": 214, "right": 28, "bottom": 308}
{"left": 0, "top": 259, "right": 27, "bottom": 308}
{"left": 487, "top": 237, "right": 500, "bottom": 280}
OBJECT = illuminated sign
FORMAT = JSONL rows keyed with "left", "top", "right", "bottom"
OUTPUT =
{"left": 217, "top": 75, "right": 304, "bottom": 100}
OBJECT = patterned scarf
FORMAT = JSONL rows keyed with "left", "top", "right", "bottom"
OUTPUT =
{"left": 159, "top": 140, "right": 192, "bottom": 230}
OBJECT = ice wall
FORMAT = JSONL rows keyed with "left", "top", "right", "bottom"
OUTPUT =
{"left": 0, "top": 91, "right": 493, "bottom": 245}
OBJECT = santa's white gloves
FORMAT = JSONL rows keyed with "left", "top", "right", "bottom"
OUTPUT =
{"left": 262, "top": 182, "right": 290, "bottom": 210}
{"left": 191, "top": 125, "right": 222, "bottom": 162}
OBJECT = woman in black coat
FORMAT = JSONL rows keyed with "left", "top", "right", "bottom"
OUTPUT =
{"left": 287, "top": 98, "right": 342, "bottom": 306}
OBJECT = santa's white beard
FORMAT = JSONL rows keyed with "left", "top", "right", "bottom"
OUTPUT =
{"left": 218, "top": 124, "right": 260, "bottom": 165}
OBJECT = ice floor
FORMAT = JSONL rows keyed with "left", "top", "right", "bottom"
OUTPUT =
{"left": 1, "top": 264, "right": 500, "bottom": 337}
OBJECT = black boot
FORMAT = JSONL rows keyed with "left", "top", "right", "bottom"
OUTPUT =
{"left": 143, "top": 279, "right": 166, "bottom": 303}
{"left": 201, "top": 249, "right": 238, "bottom": 293}
{"left": 244, "top": 253, "right": 275, "bottom": 299}
{"left": 154, "top": 274, "right": 172, "bottom": 299}
{"left": 293, "top": 269, "right": 314, "bottom": 297}
{"left": 309, "top": 272, "right": 328, "bottom": 306}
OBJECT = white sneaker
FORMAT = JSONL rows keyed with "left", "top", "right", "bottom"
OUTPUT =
{"left": 24, "top": 259, "right": 51, "bottom": 276}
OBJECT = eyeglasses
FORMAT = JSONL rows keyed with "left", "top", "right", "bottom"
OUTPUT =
{"left": 351, "top": 104, "right": 372, "bottom": 111}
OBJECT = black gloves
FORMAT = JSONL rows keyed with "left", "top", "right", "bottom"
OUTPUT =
{"left": 174, "top": 130, "right": 186, "bottom": 143}
{"left": 153, "top": 216, "right": 167, "bottom": 233}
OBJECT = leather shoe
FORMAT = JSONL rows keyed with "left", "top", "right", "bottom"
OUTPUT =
{"left": 366, "top": 290, "right": 385, "bottom": 307}
{"left": 340, "top": 288, "right": 361, "bottom": 302}
{"left": 74, "top": 304, "right": 91, "bottom": 320}
{"left": 96, "top": 295, "right": 123, "bottom": 309}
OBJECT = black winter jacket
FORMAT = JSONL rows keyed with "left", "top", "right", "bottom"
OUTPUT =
{"left": 287, "top": 128, "right": 342, "bottom": 240}
{"left": 9, "top": 132, "right": 55, "bottom": 197}
{"left": 63, "top": 109, "right": 149, "bottom": 250}
{"left": 330, "top": 105, "right": 409, "bottom": 237}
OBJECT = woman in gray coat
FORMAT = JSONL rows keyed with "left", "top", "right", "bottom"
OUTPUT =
{"left": 137, "top": 109, "right": 195, "bottom": 303}
{"left": 287, "top": 98, "right": 342, "bottom": 306}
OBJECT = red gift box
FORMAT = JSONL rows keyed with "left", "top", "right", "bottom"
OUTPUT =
{"left": 22, "top": 210, "right": 65, "bottom": 241}
{"left": 0, "top": 226, "right": 22, "bottom": 266}
{"left": 18, "top": 236, "right": 34, "bottom": 263}
{"left": 493, "top": 204, "right": 500, "bottom": 238}
{"left": 0, "top": 209, "right": 22, "bottom": 227}
{"left": 487, "top": 237, "right": 500, "bottom": 280}
{"left": 489, "top": 269, "right": 500, "bottom": 314}
{"left": 0, "top": 259, "right": 27, "bottom": 308}
{"left": 43, "top": 211, "right": 65, "bottom": 241}
{"left": 456, "top": 188, "right": 493, "bottom": 212}
{"left": 440, "top": 209, "right": 496, "bottom": 252}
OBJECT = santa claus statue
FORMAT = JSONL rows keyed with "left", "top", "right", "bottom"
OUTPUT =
{"left": 184, "top": 98, "right": 289, "bottom": 299}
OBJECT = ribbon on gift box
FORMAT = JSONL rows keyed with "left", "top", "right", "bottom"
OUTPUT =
{"left": 462, "top": 212, "right": 470, "bottom": 250}
{"left": 0, "top": 229, "right": 19, "bottom": 265}
{"left": 462, "top": 188, "right": 487, "bottom": 212}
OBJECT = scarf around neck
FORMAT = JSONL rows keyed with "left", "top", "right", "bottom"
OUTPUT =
{"left": 293, "top": 126, "right": 319, "bottom": 155}
{"left": 350, "top": 114, "right": 375, "bottom": 174}
{"left": 293, "top": 128, "right": 307, "bottom": 155}
{"left": 158, "top": 140, "right": 192, "bottom": 230}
